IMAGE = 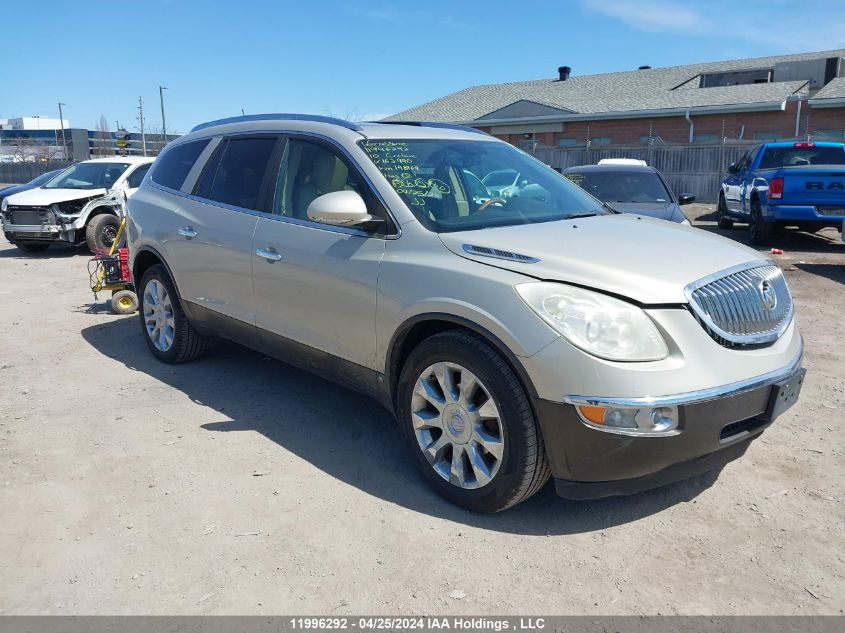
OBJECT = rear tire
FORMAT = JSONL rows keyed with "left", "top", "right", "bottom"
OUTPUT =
{"left": 16, "top": 242, "right": 50, "bottom": 253}
{"left": 138, "top": 265, "right": 205, "bottom": 363}
{"left": 86, "top": 213, "right": 123, "bottom": 253}
{"left": 717, "top": 194, "right": 734, "bottom": 229}
{"left": 749, "top": 200, "right": 771, "bottom": 245}
{"left": 396, "top": 330, "right": 550, "bottom": 513}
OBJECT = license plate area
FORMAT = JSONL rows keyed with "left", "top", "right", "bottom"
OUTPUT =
{"left": 761, "top": 367, "right": 806, "bottom": 422}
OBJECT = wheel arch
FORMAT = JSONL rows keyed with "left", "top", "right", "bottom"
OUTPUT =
{"left": 132, "top": 245, "right": 183, "bottom": 299}
{"left": 385, "top": 313, "right": 540, "bottom": 412}
{"left": 82, "top": 205, "right": 119, "bottom": 226}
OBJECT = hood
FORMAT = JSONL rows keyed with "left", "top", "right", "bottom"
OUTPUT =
{"left": 438, "top": 214, "right": 764, "bottom": 304}
{"left": 607, "top": 202, "right": 678, "bottom": 222}
{"left": 4, "top": 187, "right": 107, "bottom": 207}
{"left": 0, "top": 183, "right": 33, "bottom": 198}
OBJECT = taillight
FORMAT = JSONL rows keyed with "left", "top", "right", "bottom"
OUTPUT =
{"left": 769, "top": 177, "right": 784, "bottom": 200}
{"left": 794, "top": 141, "right": 815, "bottom": 147}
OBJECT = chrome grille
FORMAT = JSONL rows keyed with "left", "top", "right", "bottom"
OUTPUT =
{"left": 685, "top": 262, "right": 793, "bottom": 346}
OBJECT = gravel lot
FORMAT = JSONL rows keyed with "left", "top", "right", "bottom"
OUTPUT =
{"left": 0, "top": 205, "right": 843, "bottom": 615}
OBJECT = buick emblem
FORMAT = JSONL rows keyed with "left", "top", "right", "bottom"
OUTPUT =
{"left": 759, "top": 279, "right": 777, "bottom": 312}
{"left": 449, "top": 412, "right": 465, "bottom": 435}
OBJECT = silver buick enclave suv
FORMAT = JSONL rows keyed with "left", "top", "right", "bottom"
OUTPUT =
{"left": 126, "top": 114, "right": 805, "bottom": 512}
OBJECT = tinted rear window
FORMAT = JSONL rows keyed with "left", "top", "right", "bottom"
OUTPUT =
{"left": 151, "top": 139, "right": 210, "bottom": 190}
{"left": 565, "top": 170, "right": 670, "bottom": 203}
{"left": 758, "top": 145, "right": 845, "bottom": 169}
{"left": 206, "top": 137, "right": 277, "bottom": 210}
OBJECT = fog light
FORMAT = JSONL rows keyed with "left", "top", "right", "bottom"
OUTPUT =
{"left": 576, "top": 404, "right": 679, "bottom": 435}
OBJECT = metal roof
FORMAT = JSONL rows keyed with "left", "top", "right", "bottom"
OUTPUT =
{"left": 383, "top": 49, "right": 844, "bottom": 123}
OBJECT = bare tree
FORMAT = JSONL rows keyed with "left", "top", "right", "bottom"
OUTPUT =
{"left": 145, "top": 123, "right": 177, "bottom": 156}
{"left": 93, "top": 115, "right": 112, "bottom": 156}
{"left": 5, "top": 137, "right": 64, "bottom": 163}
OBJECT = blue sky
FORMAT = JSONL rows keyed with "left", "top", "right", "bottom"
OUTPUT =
{"left": 2, "top": 0, "right": 844, "bottom": 133}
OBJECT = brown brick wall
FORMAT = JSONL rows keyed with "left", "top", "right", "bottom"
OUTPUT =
{"left": 479, "top": 103, "right": 845, "bottom": 146}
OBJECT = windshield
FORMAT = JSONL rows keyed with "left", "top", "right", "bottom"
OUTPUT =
{"left": 565, "top": 170, "right": 670, "bottom": 204}
{"left": 30, "top": 170, "right": 64, "bottom": 187}
{"left": 44, "top": 162, "right": 130, "bottom": 190}
{"left": 360, "top": 139, "right": 606, "bottom": 232}
{"left": 758, "top": 145, "right": 845, "bottom": 169}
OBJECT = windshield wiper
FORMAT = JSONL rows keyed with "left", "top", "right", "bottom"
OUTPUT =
{"left": 601, "top": 202, "right": 621, "bottom": 213}
{"left": 566, "top": 211, "right": 600, "bottom": 219}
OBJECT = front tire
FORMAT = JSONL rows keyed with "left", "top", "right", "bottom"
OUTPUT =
{"left": 749, "top": 200, "right": 771, "bottom": 245}
{"left": 86, "top": 213, "right": 124, "bottom": 253}
{"left": 396, "top": 330, "right": 550, "bottom": 512}
{"left": 138, "top": 265, "right": 204, "bottom": 363}
{"left": 717, "top": 194, "right": 734, "bottom": 229}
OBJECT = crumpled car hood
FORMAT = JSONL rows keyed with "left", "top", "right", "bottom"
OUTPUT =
{"left": 5, "top": 187, "right": 107, "bottom": 207}
{"left": 438, "top": 214, "right": 765, "bottom": 304}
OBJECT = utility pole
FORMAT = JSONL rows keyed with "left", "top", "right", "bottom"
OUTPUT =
{"left": 138, "top": 96, "right": 147, "bottom": 157}
{"left": 159, "top": 86, "right": 168, "bottom": 149}
{"left": 57, "top": 102, "right": 67, "bottom": 160}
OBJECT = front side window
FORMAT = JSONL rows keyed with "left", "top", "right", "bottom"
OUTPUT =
{"left": 273, "top": 138, "right": 386, "bottom": 224}
{"left": 150, "top": 139, "right": 210, "bottom": 190}
{"left": 44, "top": 162, "right": 130, "bottom": 190}
{"left": 206, "top": 137, "right": 277, "bottom": 210}
{"left": 360, "top": 138, "right": 606, "bottom": 232}
{"left": 565, "top": 170, "right": 670, "bottom": 203}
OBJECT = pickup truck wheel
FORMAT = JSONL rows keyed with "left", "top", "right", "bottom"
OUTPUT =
{"left": 16, "top": 242, "right": 50, "bottom": 253}
{"left": 749, "top": 200, "right": 771, "bottom": 245}
{"left": 717, "top": 194, "right": 734, "bottom": 229}
{"left": 396, "top": 331, "right": 550, "bottom": 513}
{"left": 138, "top": 265, "right": 205, "bottom": 363}
{"left": 86, "top": 213, "right": 124, "bottom": 253}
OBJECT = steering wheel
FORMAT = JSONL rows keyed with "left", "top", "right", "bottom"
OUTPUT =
{"left": 476, "top": 197, "right": 506, "bottom": 213}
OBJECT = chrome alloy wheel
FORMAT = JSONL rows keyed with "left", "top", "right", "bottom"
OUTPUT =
{"left": 411, "top": 362, "right": 505, "bottom": 489}
{"left": 142, "top": 279, "right": 175, "bottom": 352}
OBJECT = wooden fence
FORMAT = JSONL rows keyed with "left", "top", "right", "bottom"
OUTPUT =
{"left": 534, "top": 142, "right": 760, "bottom": 203}
{"left": 0, "top": 161, "right": 74, "bottom": 185}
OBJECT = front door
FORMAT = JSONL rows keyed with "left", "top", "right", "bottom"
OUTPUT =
{"left": 251, "top": 136, "right": 391, "bottom": 372}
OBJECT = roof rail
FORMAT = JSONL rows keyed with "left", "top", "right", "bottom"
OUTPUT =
{"left": 190, "top": 113, "right": 363, "bottom": 133}
{"left": 374, "top": 121, "right": 489, "bottom": 136}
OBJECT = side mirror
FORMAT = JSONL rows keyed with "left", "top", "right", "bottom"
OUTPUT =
{"left": 678, "top": 194, "right": 696, "bottom": 205}
{"left": 727, "top": 162, "right": 738, "bottom": 174}
{"left": 307, "top": 191, "right": 375, "bottom": 227}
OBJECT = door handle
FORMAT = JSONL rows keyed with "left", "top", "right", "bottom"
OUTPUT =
{"left": 255, "top": 247, "right": 282, "bottom": 262}
{"left": 177, "top": 227, "right": 197, "bottom": 239}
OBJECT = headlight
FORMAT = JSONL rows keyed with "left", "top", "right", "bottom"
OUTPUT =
{"left": 515, "top": 282, "right": 668, "bottom": 361}
{"left": 1, "top": 198, "right": 8, "bottom": 212}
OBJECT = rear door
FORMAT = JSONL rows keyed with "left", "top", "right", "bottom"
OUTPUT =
{"left": 251, "top": 136, "right": 391, "bottom": 371}
{"left": 164, "top": 135, "right": 279, "bottom": 331}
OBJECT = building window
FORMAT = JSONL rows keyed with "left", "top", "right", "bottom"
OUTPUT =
{"left": 557, "top": 138, "right": 577, "bottom": 147}
{"left": 693, "top": 134, "right": 718, "bottom": 143}
{"left": 590, "top": 137, "right": 611, "bottom": 145}
{"left": 753, "top": 131, "right": 780, "bottom": 141}
{"left": 517, "top": 139, "right": 538, "bottom": 150}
